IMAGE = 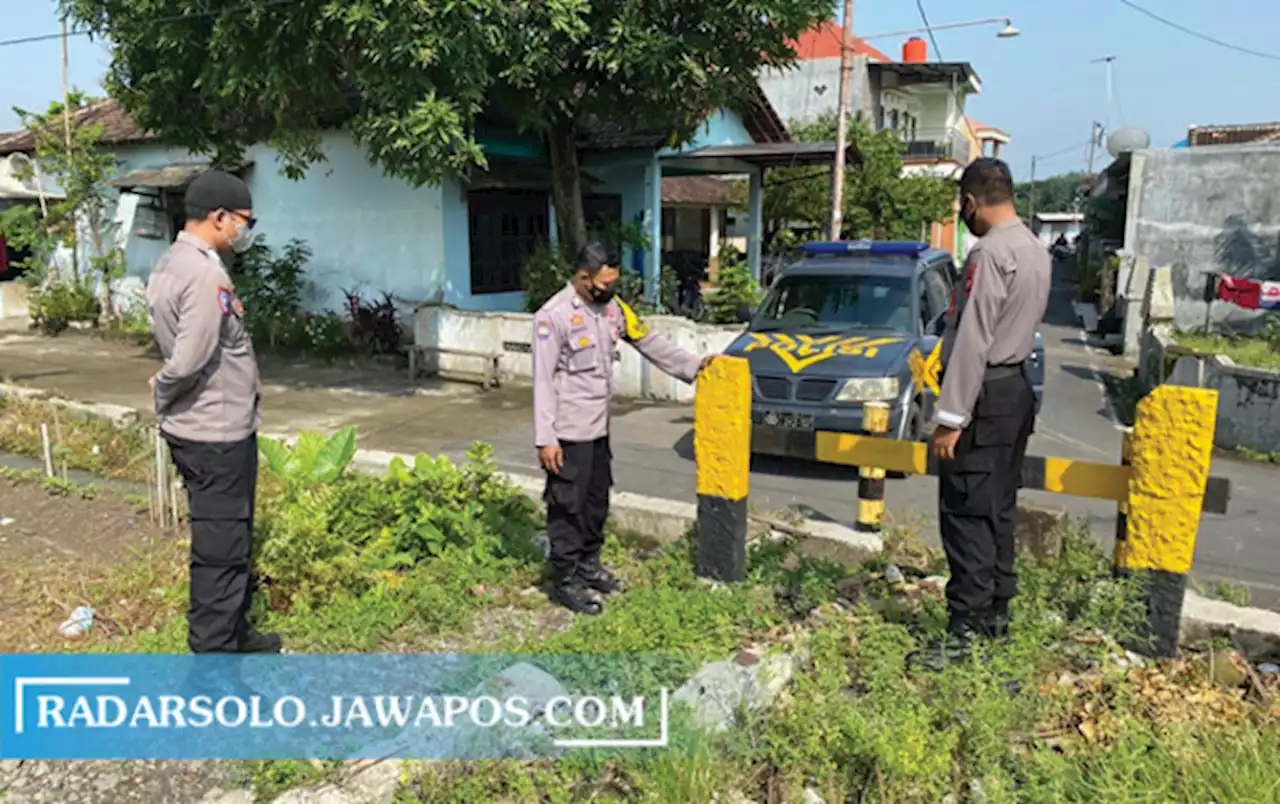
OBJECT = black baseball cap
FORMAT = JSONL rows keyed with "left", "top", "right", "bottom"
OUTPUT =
{"left": 185, "top": 170, "right": 253, "bottom": 213}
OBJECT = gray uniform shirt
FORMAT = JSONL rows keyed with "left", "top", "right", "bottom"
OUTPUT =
{"left": 533, "top": 284, "right": 701, "bottom": 447}
{"left": 934, "top": 218, "right": 1050, "bottom": 430}
{"left": 146, "top": 232, "right": 261, "bottom": 443}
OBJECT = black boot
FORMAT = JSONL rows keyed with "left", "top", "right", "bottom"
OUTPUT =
{"left": 992, "top": 598, "right": 1011, "bottom": 641}
{"left": 579, "top": 557, "right": 623, "bottom": 595}
{"left": 906, "top": 610, "right": 978, "bottom": 672}
{"left": 550, "top": 567, "right": 603, "bottom": 616}
{"left": 236, "top": 629, "right": 283, "bottom": 654}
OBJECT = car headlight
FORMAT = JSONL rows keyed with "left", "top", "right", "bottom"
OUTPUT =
{"left": 834, "top": 377, "right": 899, "bottom": 403}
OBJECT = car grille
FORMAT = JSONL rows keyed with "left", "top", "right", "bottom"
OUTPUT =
{"left": 755, "top": 376, "right": 792, "bottom": 401}
{"left": 795, "top": 378, "right": 838, "bottom": 402}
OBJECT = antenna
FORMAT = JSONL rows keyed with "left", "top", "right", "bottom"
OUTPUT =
{"left": 1090, "top": 55, "right": 1116, "bottom": 130}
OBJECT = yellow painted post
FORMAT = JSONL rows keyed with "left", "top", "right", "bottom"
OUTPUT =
{"left": 1117, "top": 385, "right": 1218, "bottom": 658}
{"left": 856, "top": 401, "right": 890, "bottom": 533}
{"left": 693, "top": 356, "right": 752, "bottom": 582}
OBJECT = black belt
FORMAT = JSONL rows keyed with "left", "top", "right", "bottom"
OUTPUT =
{"left": 984, "top": 362, "right": 1028, "bottom": 381}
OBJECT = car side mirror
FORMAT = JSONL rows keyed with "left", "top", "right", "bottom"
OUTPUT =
{"left": 737, "top": 305, "right": 754, "bottom": 324}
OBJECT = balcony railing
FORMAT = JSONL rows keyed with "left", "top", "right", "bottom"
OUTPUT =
{"left": 886, "top": 127, "right": 975, "bottom": 164}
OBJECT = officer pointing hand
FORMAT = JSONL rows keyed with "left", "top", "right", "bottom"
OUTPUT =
{"left": 532, "top": 242, "right": 716, "bottom": 615}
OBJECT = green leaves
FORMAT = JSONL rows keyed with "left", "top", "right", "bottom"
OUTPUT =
{"left": 258, "top": 427, "right": 358, "bottom": 484}
{"left": 763, "top": 114, "right": 957, "bottom": 243}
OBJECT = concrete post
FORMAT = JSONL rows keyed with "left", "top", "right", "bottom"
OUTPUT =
{"left": 1116, "top": 385, "right": 1218, "bottom": 658}
{"left": 693, "top": 356, "right": 752, "bottom": 582}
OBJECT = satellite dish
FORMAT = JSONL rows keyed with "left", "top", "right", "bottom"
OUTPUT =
{"left": 1107, "top": 126, "right": 1150, "bottom": 158}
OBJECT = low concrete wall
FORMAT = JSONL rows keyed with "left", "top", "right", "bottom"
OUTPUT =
{"left": 412, "top": 305, "right": 742, "bottom": 403}
{"left": 1162, "top": 351, "right": 1280, "bottom": 453}
{"left": 0, "top": 280, "right": 28, "bottom": 320}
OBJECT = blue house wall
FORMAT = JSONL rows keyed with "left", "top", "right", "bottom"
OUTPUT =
{"left": 109, "top": 108, "right": 758, "bottom": 313}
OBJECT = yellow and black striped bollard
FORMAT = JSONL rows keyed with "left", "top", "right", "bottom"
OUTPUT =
{"left": 1116, "top": 386, "right": 1217, "bottom": 658}
{"left": 693, "top": 356, "right": 752, "bottom": 582}
{"left": 855, "top": 401, "right": 890, "bottom": 533}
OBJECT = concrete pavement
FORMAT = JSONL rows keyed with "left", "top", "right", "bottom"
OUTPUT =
{"left": 2, "top": 267, "right": 1277, "bottom": 608}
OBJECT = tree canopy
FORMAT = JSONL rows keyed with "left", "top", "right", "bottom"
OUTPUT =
{"left": 760, "top": 114, "right": 955, "bottom": 242}
{"left": 61, "top": 0, "right": 831, "bottom": 256}
{"left": 1014, "top": 171, "right": 1088, "bottom": 220}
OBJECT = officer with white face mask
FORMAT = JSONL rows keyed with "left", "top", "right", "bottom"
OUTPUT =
{"left": 146, "top": 170, "right": 279, "bottom": 655}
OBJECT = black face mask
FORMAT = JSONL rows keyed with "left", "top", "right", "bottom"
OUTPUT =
{"left": 589, "top": 285, "right": 616, "bottom": 304}
{"left": 960, "top": 200, "right": 979, "bottom": 235}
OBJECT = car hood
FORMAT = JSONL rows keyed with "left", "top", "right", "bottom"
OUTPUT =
{"left": 724, "top": 328, "right": 916, "bottom": 379}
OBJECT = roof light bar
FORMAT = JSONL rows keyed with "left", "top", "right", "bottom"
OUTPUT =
{"left": 798, "top": 240, "right": 930, "bottom": 257}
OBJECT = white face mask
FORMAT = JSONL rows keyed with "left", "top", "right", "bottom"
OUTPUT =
{"left": 229, "top": 221, "right": 254, "bottom": 254}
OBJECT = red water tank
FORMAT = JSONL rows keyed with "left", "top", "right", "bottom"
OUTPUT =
{"left": 903, "top": 37, "right": 928, "bottom": 63}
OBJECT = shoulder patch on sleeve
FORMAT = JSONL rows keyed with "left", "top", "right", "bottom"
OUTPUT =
{"left": 217, "top": 286, "right": 233, "bottom": 317}
{"left": 536, "top": 321, "right": 553, "bottom": 340}
{"left": 616, "top": 299, "right": 650, "bottom": 342}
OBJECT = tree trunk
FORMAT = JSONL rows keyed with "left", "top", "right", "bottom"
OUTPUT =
{"left": 547, "top": 124, "right": 588, "bottom": 258}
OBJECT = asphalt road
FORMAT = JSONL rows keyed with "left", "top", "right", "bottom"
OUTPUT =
{"left": 451, "top": 264, "right": 1280, "bottom": 610}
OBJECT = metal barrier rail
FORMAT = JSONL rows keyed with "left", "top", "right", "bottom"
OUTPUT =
{"left": 693, "top": 359, "right": 1230, "bottom": 659}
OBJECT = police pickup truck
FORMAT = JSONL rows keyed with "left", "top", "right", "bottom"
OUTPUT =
{"left": 724, "top": 240, "right": 1046, "bottom": 459}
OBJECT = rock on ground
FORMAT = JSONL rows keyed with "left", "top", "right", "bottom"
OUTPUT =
{"left": 0, "top": 760, "right": 236, "bottom": 804}
{"left": 673, "top": 650, "right": 795, "bottom": 732}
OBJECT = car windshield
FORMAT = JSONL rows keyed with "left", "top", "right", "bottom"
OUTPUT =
{"left": 752, "top": 273, "right": 914, "bottom": 332}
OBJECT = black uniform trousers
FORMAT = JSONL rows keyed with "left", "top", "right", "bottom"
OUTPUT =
{"left": 164, "top": 433, "right": 258, "bottom": 654}
{"left": 938, "top": 369, "right": 1036, "bottom": 615}
{"left": 543, "top": 437, "right": 612, "bottom": 575}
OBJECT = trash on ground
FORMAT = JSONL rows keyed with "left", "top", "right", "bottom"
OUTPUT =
{"left": 58, "top": 606, "right": 95, "bottom": 637}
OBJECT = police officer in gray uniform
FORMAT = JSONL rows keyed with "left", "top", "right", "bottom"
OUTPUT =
{"left": 924, "top": 158, "right": 1050, "bottom": 661}
{"left": 147, "top": 170, "right": 280, "bottom": 655}
{"left": 532, "top": 242, "right": 715, "bottom": 614}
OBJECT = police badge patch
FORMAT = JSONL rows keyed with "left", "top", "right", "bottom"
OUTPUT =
{"left": 536, "top": 322, "right": 552, "bottom": 340}
{"left": 218, "top": 287, "right": 233, "bottom": 317}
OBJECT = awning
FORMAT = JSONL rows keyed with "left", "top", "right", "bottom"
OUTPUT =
{"left": 0, "top": 154, "right": 65, "bottom": 201}
{"left": 870, "top": 62, "right": 982, "bottom": 94}
{"left": 110, "top": 160, "right": 251, "bottom": 192}
{"left": 663, "top": 141, "right": 861, "bottom": 169}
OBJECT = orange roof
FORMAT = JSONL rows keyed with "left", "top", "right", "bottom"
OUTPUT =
{"left": 966, "top": 118, "right": 1010, "bottom": 139}
{"left": 789, "top": 22, "right": 892, "bottom": 62}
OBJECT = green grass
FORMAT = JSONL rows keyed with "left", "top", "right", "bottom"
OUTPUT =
{"left": 1236, "top": 446, "right": 1280, "bottom": 466}
{"left": 1174, "top": 331, "right": 1280, "bottom": 372}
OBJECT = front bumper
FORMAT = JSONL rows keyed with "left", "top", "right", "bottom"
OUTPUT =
{"left": 750, "top": 400, "right": 909, "bottom": 460}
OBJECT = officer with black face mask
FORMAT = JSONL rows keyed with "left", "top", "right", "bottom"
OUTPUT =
{"left": 530, "top": 241, "right": 716, "bottom": 614}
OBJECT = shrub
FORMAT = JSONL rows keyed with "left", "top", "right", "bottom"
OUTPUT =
{"left": 27, "top": 275, "right": 101, "bottom": 334}
{"left": 707, "top": 245, "right": 761, "bottom": 324}
{"left": 522, "top": 242, "right": 575, "bottom": 313}
{"left": 342, "top": 289, "right": 403, "bottom": 357}
{"left": 254, "top": 434, "right": 541, "bottom": 612}
{"left": 231, "top": 237, "right": 313, "bottom": 350}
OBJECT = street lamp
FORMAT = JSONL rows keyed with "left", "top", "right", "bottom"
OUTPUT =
{"left": 858, "top": 18, "right": 1021, "bottom": 42}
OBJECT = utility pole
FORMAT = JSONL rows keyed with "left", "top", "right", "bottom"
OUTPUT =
{"left": 1086, "top": 121, "right": 1099, "bottom": 176}
{"left": 828, "top": 0, "right": 855, "bottom": 241}
{"left": 1090, "top": 56, "right": 1116, "bottom": 131}
{"left": 61, "top": 17, "right": 72, "bottom": 154}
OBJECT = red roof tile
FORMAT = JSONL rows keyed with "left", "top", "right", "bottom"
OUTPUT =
{"left": 662, "top": 176, "right": 738, "bottom": 206}
{"left": 0, "top": 99, "right": 153, "bottom": 155}
{"left": 789, "top": 23, "right": 892, "bottom": 63}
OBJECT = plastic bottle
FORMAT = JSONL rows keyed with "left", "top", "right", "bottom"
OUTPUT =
{"left": 58, "top": 606, "right": 95, "bottom": 637}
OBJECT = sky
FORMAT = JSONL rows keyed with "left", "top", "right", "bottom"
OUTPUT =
{"left": 2, "top": 0, "right": 1278, "bottom": 182}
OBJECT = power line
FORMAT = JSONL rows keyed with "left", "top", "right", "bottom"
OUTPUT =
{"left": 913, "top": 0, "right": 979, "bottom": 144}
{"left": 0, "top": 0, "right": 300, "bottom": 49}
{"left": 1117, "top": 0, "right": 1280, "bottom": 61}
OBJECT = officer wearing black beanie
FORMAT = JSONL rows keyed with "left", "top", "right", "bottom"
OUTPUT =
{"left": 146, "top": 170, "right": 280, "bottom": 654}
